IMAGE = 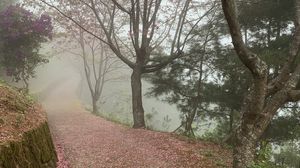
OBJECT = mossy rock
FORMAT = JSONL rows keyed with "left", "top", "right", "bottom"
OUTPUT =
{"left": 0, "top": 122, "right": 57, "bottom": 168}
{"left": 0, "top": 82, "right": 57, "bottom": 167}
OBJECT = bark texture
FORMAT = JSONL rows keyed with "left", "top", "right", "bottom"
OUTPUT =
{"left": 131, "top": 67, "right": 145, "bottom": 128}
{"left": 221, "top": 0, "right": 300, "bottom": 167}
{"left": 92, "top": 96, "right": 99, "bottom": 114}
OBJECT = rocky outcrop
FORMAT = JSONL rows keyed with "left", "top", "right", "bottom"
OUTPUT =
{"left": 0, "top": 122, "right": 57, "bottom": 168}
{"left": 0, "top": 83, "right": 57, "bottom": 168}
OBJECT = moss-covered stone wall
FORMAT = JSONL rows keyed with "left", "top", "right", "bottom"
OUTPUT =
{"left": 0, "top": 121, "right": 57, "bottom": 168}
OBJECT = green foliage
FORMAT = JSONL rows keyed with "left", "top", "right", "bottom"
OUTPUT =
{"left": 200, "top": 122, "right": 228, "bottom": 144}
{"left": 200, "top": 132, "right": 223, "bottom": 144}
{"left": 213, "top": 0, "right": 298, "bottom": 144}
{"left": 238, "top": 0, "right": 294, "bottom": 28}
{"left": 251, "top": 142, "right": 274, "bottom": 168}
{"left": 146, "top": 0, "right": 298, "bottom": 144}
{"left": 273, "top": 143, "right": 300, "bottom": 168}
{"left": 145, "top": 49, "right": 211, "bottom": 134}
{"left": 0, "top": 5, "right": 52, "bottom": 90}
{"left": 262, "top": 109, "right": 300, "bottom": 143}
{"left": 145, "top": 8, "right": 223, "bottom": 135}
{"left": 250, "top": 162, "right": 275, "bottom": 168}
{"left": 209, "top": 47, "right": 251, "bottom": 135}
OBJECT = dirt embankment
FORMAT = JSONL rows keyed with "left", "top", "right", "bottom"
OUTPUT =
{"left": 0, "top": 83, "right": 57, "bottom": 168}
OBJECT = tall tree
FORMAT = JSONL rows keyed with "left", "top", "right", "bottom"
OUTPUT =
{"left": 50, "top": 2, "right": 122, "bottom": 114}
{"left": 70, "top": 29, "right": 121, "bottom": 114}
{"left": 145, "top": 7, "right": 222, "bottom": 136}
{"left": 36, "top": 0, "right": 215, "bottom": 128}
{"left": 221, "top": 0, "right": 300, "bottom": 167}
{"left": 146, "top": 46, "right": 214, "bottom": 137}
{"left": 211, "top": 0, "right": 296, "bottom": 142}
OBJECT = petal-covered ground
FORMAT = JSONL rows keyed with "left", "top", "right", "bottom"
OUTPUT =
{"left": 42, "top": 78, "right": 231, "bottom": 168}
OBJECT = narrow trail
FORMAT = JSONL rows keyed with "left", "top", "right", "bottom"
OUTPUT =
{"left": 42, "top": 78, "right": 231, "bottom": 168}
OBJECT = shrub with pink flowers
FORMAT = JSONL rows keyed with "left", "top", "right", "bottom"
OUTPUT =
{"left": 0, "top": 5, "right": 53, "bottom": 90}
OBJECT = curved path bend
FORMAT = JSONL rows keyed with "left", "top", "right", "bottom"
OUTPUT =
{"left": 42, "top": 78, "right": 231, "bottom": 168}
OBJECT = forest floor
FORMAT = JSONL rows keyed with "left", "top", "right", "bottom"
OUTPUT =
{"left": 42, "top": 78, "right": 232, "bottom": 168}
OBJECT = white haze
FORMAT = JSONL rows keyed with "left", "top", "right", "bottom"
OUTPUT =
{"left": 25, "top": 40, "right": 187, "bottom": 132}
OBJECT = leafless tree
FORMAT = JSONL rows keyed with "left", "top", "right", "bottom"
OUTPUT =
{"left": 23, "top": 0, "right": 123, "bottom": 113}
{"left": 53, "top": 2, "right": 122, "bottom": 114}
{"left": 77, "top": 30, "right": 122, "bottom": 113}
{"left": 37, "top": 0, "right": 216, "bottom": 128}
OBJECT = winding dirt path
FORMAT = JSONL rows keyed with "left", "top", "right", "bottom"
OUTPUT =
{"left": 42, "top": 78, "right": 231, "bottom": 168}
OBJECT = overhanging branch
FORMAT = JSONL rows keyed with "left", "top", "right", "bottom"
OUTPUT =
{"left": 142, "top": 51, "right": 183, "bottom": 73}
{"left": 41, "top": 0, "right": 135, "bottom": 69}
{"left": 40, "top": 0, "right": 110, "bottom": 46}
{"left": 221, "top": 0, "right": 267, "bottom": 77}
{"left": 111, "top": 0, "right": 130, "bottom": 14}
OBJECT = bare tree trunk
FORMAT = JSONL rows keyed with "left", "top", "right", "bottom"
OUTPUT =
{"left": 233, "top": 131, "right": 257, "bottom": 167}
{"left": 229, "top": 109, "right": 234, "bottom": 133}
{"left": 22, "top": 75, "right": 29, "bottom": 94}
{"left": 184, "top": 55, "right": 204, "bottom": 137}
{"left": 131, "top": 66, "right": 145, "bottom": 128}
{"left": 92, "top": 96, "right": 98, "bottom": 114}
{"left": 184, "top": 104, "right": 197, "bottom": 137}
{"left": 232, "top": 80, "right": 268, "bottom": 167}
{"left": 24, "top": 80, "right": 29, "bottom": 93}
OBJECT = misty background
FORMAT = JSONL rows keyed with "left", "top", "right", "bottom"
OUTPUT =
{"left": 17, "top": 40, "right": 212, "bottom": 134}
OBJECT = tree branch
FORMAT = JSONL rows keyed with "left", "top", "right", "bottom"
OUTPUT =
{"left": 267, "top": 0, "right": 300, "bottom": 95}
{"left": 142, "top": 52, "right": 183, "bottom": 73}
{"left": 221, "top": 0, "right": 267, "bottom": 77}
{"left": 111, "top": 0, "right": 130, "bottom": 14}
{"left": 42, "top": 0, "right": 135, "bottom": 69}
{"left": 40, "top": 0, "right": 110, "bottom": 46}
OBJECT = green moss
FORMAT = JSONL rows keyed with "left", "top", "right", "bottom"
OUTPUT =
{"left": 0, "top": 85, "right": 33, "bottom": 114}
{"left": 0, "top": 83, "right": 57, "bottom": 167}
{"left": 0, "top": 122, "right": 57, "bottom": 168}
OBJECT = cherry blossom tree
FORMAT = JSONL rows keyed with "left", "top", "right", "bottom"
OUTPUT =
{"left": 27, "top": 0, "right": 215, "bottom": 128}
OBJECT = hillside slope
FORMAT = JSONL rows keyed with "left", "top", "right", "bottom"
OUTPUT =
{"left": 0, "top": 83, "right": 57, "bottom": 168}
